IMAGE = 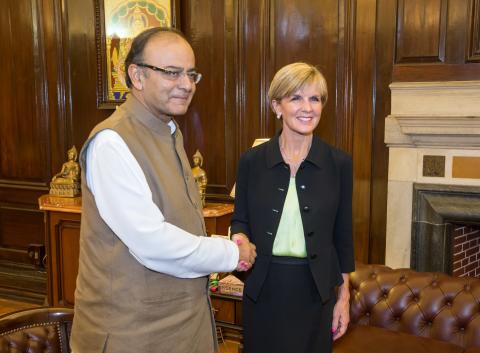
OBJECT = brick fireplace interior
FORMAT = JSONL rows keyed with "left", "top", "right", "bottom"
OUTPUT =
{"left": 453, "top": 224, "right": 480, "bottom": 277}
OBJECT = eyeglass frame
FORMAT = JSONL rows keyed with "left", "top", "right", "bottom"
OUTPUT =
{"left": 135, "top": 63, "right": 202, "bottom": 84}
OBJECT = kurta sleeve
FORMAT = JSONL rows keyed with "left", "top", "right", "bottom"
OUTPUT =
{"left": 85, "top": 129, "right": 239, "bottom": 278}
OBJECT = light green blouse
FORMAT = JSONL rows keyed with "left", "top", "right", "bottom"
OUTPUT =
{"left": 272, "top": 177, "right": 307, "bottom": 258}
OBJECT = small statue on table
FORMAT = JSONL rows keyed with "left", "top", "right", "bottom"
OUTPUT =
{"left": 49, "top": 146, "right": 81, "bottom": 197}
{"left": 192, "top": 149, "right": 207, "bottom": 206}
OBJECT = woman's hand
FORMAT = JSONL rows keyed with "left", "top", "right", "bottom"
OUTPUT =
{"left": 331, "top": 273, "right": 350, "bottom": 340}
{"left": 231, "top": 233, "right": 256, "bottom": 271}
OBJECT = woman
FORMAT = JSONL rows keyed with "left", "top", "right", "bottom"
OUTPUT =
{"left": 231, "top": 62, "right": 354, "bottom": 353}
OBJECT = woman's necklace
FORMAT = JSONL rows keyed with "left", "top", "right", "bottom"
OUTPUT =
{"left": 279, "top": 135, "right": 312, "bottom": 174}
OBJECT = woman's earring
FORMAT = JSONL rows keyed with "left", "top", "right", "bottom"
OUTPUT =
{"left": 276, "top": 113, "right": 282, "bottom": 120}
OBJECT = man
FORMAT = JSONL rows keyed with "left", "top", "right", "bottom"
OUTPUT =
{"left": 70, "top": 27, "right": 256, "bottom": 353}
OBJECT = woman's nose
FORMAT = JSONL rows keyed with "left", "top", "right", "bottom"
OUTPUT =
{"left": 301, "top": 99, "right": 313, "bottom": 112}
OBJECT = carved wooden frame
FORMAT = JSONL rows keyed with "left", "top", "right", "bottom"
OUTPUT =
{"left": 94, "top": 0, "right": 179, "bottom": 109}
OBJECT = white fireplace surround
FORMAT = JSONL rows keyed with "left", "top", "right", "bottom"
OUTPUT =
{"left": 384, "top": 80, "right": 480, "bottom": 269}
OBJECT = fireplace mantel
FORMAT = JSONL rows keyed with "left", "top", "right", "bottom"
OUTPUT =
{"left": 385, "top": 115, "right": 480, "bottom": 148}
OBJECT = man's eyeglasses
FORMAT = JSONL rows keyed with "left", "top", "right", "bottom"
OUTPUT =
{"left": 136, "top": 63, "right": 202, "bottom": 84}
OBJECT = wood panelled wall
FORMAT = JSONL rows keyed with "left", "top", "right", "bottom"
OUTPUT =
{"left": 1, "top": 1, "right": 479, "bottom": 296}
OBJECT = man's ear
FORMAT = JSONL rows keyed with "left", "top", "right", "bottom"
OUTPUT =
{"left": 128, "top": 64, "right": 144, "bottom": 90}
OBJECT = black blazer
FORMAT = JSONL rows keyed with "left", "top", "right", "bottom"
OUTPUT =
{"left": 231, "top": 132, "right": 355, "bottom": 302}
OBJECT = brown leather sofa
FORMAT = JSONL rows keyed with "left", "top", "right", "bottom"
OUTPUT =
{"left": 334, "top": 263, "right": 480, "bottom": 353}
{"left": 0, "top": 307, "right": 73, "bottom": 353}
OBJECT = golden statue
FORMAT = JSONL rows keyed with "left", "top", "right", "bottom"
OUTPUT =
{"left": 192, "top": 150, "right": 207, "bottom": 206}
{"left": 49, "top": 146, "right": 81, "bottom": 197}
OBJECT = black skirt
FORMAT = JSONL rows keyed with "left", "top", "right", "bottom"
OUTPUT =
{"left": 242, "top": 256, "right": 335, "bottom": 353}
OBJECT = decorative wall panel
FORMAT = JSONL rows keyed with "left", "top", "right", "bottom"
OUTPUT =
{"left": 396, "top": 0, "right": 447, "bottom": 63}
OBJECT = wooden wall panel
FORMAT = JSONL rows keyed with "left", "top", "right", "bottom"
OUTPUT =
{"left": 446, "top": 0, "right": 469, "bottom": 62}
{"left": 393, "top": 0, "right": 478, "bottom": 81}
{"left": 272, "top": 0, "right": 340, "bottom": 146}
{"left": 0, "top": 208, "right": 44, "bottom": 249}
{"left": 351, "top": 0, "right": 377, "bottom": 263}
{"left": 396, "top": 0, "right": 447, "bottom": 63}
{"left": 0, "top": 0, "right": 49, "bottom": 182}
{"left": 468, "top": 0, "right": 480, "bottom": 61}
{"left": 65, "top": 0, "right": 111, "bottom": 148}
{"left": 179, "top": 0, "right": 237, "bottom": 198}
{"left": 369, "top": 0, "right": 398, "bottom": 264}
{"left": 0, "top": 206, "right": 44, "bottom": 264}
{"left": 0, "top": 0, "right": 49, "bottom": 268}
{"left": 237, "top": 0, "right": 273, "bottom": 152}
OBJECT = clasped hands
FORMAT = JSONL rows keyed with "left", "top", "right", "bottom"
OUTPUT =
{"left": 231, "top": 233, "right": 256, "bottom": 271}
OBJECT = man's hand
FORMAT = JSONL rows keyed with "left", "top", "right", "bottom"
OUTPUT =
{"left": 231, "top": 233, "right": 256, "bottom": 271}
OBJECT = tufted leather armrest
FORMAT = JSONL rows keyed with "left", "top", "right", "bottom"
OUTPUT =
{"left": 0, "top": 307, "right": 73, "bottom": 353}
{"left": 349, "top": 263, "right": 480, "bottom": 350}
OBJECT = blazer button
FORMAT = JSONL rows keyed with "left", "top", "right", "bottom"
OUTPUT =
{"left": 300, "top": 185, "right": 306, "bottom": 190}
{"left": 266, "top": 231, "right": 273, "bottom": 236}
{"left": 310, "top": 254, "right": 317, "bottom": 260}
{"left": 303, "top": 206, "right": 310, "bottom": 212}
{"left": 307, "top": 231, "right": 314, "bottom": 237}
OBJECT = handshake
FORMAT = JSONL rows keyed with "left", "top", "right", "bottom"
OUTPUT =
{"left": 231, "top": 233, "right": 257, "bottom": 272}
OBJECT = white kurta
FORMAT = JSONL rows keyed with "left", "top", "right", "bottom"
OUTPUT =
{"left": 85, "top": 127, "right": 238, "bottom": 278}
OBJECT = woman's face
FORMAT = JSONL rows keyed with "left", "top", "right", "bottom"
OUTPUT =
{"left": 272, "top": 83, "right": 323, "bottom": 137}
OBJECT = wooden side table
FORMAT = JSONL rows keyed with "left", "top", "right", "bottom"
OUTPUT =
{"left": 39, "top": 195, "right": 234, "bottom": 307}
{"left": 203, "top": 203, "right": 234, "bottom": 235}
{"left": 38, "top": 195, "right": 81, "bottom": 308}
{"left": 211, "top": 292, "right": 244, "bottom": 351}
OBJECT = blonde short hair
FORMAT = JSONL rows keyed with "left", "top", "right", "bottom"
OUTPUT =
{"left": 268, "top": 62, "right": 328, "bottom": 111}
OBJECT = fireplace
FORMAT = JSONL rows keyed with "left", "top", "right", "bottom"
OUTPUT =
{"left": 384, "top": 80, "right": 480, "bottom": 272}
{"left": 411, "top": 183, "right": 480, "bottom": 275}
